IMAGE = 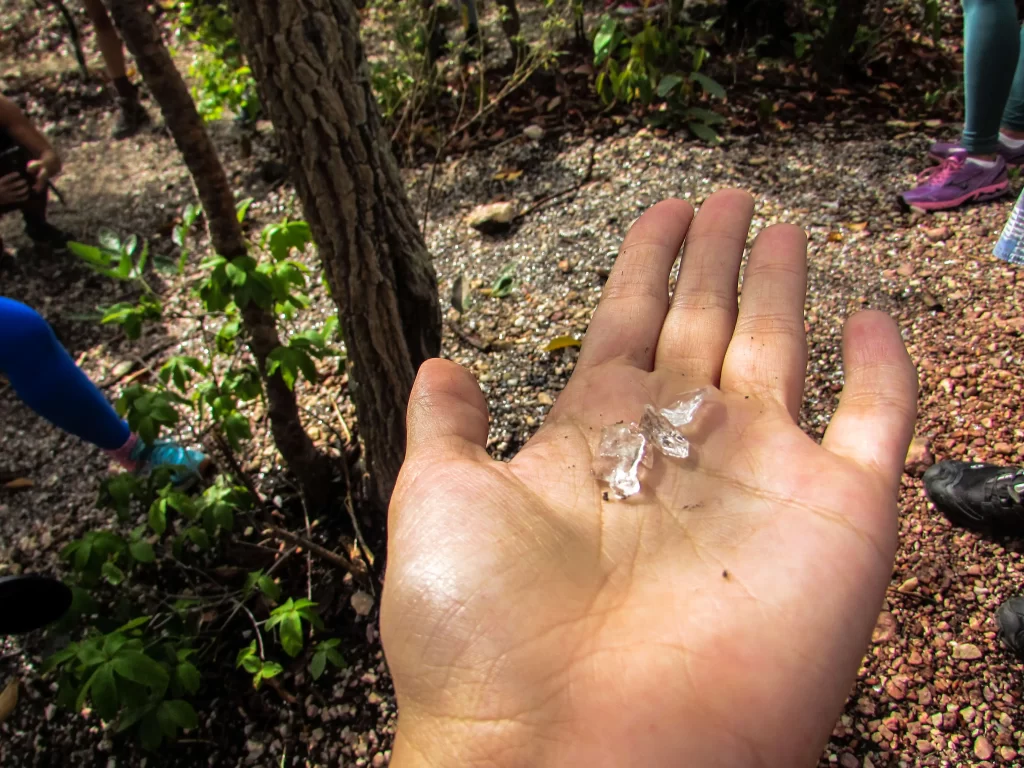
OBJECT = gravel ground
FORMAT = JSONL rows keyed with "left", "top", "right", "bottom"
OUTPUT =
{"left": 4, "top": 53, "right": 1024, "bottom": 768}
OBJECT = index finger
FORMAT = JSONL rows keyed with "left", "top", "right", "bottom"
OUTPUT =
{"left": 577, "top": 199, "right": 693, "bottom": 371}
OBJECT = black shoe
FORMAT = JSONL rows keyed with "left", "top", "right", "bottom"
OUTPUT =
{"left": 923, "top": 460, "right": 1024, "bottom": 532}
{"left": 112, "top": 98, "right": 151, "bottom": 140}
{"left": 0, "top": 575, "right": 72, "bottom": 635}
{"left": 24, "top": 221, "right": 72, "bottom": 250}
{"left": 997, "top": 596, "right": 1024, "bottom": 659}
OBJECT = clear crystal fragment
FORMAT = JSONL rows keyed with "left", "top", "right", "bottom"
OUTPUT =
{"left": 596, "top": 423, "right": 646, "bottom": 499}
{"left": 660, "top": 388, "right": 708, "bottom": 427}
{"left": 640, "top": 405, "right": 691, "bottom": 459}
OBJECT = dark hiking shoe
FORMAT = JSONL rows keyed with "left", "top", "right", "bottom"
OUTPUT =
{"left": 997, "top": 596, "right": 1024, "bottom": 659}
{"left": 25, "top": 221, "right": 72, "bottom": 250}
{"left": 923, "top": 460, "right": 1024, "bottom": 531}
{"left": 0, "top": 574, "right": 72, "bottom": 635}
{"left": 112, "top": 97, "right": 151, "bottom": 140}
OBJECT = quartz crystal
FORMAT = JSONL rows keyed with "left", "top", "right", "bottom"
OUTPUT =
{"left": 596, "top": 423, "right": 646, "bottom": 500}
{"left": 596, "top": 388, "right": 708, "bottom": 500}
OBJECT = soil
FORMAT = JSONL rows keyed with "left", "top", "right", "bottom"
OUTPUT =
{"left": 3, "top": 0, "right": 1024, "bottom": 767}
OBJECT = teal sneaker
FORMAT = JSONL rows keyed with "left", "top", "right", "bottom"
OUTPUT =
{"left": 130, "top": 439, "right": 212, "bottom": 489}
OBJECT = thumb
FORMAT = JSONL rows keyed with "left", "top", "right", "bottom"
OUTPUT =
{"left": 405, "top": 358, "right": 489, "bottom": 460}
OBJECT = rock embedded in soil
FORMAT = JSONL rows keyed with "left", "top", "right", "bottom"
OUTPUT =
{"left": 975, "top": 735, "right": 994, "bottom": 760}
{"left": 952, "top": 642, "right": 983, "bottom": 660}
{"left": 467, "top": 202, "right": 517, "bottom": 234}
{"left": 872, "top": 611, "right": 898, "bottom": 643}
{"left": 904, "top": 436, "right": 934, "bottom": 477}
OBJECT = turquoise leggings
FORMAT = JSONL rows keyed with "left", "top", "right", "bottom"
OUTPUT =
{"left": 963, "top": 0, "right": 1024, "bottom": 153}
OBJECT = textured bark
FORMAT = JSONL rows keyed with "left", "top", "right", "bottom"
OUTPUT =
{"left": 104, "top": 0, "right": 332, "bottom": 508}
{"left": 229, "top": 0, "right": 442, "bottom": 505}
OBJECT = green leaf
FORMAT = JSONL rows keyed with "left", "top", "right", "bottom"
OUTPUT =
{"left": 684, "top": 107, "right": 726, "bottom": 126}
{"left": 325, "top": 648, "right": 346, "bottom": 669}
{"left": 689, "top": 72, "right": 726, "bottom": 99}
{"left": 91, "top": 662, "right": 119, "bottom": 720}
{"left": 257, "top": 574, "right": 281, "bottom": 602}
{"left": 688, "top": 120, "right": 720, "bottom": 143}
{"left": 102, "top": 561, "right": 125, "bottom": 586}
{"left": 656, "top": 73, "right": 684, "bottom": 98}
{"left": 67, "top": 241, "right": 112, "bottom": 268}
{"left": 235, "top": 197, "right": 254, "bottom": 222}
{"left": 259, "top": 661, "right": 283, "bottom": 680}
{"left": 185, "top": 527, "right": 210, "bottom": 549}
{"left": 593, "top": 15, "right": 618, "bottom": 61}
{"left": 159, "top": 699, "right": 198, "bottom": 730}
{"left": 148, "top": 501, "right": 167, "bottom": 536}
{"left": 129, "top": 540, "right": 155, "bottom": 564}
{"left": 543, "top": 335, "right": 582, "bottom": 351}
{"left": 175, "top": 662, "right": 201, "bottom": 695}
{"left": 309, "top": 651, "right": 327, "bottom": 680}
{"left": 116, "top": 616, "right": 152, "bottom": 633}
{"left": 224, "top": 260, "right": 248, "bottom": 286}
{"left": 139, "top": 710, "right": 163, "bottom": 750}
{"left": 113, "top": 651, "right": 170, "bottom": 691}
{"left": 280, "top": 612, "right": 304, "bottom": 657}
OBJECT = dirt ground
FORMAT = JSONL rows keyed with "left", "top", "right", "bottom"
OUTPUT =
{"left": 3, "top": 2, "right": 1024, "bottom": 767}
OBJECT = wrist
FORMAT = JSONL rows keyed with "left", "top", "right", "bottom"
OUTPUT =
{"left": 41, "top": 150, "right": 60, "bottom": 177}
{"left": 390, "top": 714, "right": 554, "bottom": 768}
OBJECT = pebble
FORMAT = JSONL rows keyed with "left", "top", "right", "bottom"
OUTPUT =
{"left": 872, "top": 611, "right": 898, "bottom": 643}
{"left": 952, "top": 643, "right": 983, "bottom": 660}
{"left": 975, "top": 735, "right": 995, "bottom": 760}
{"left": 904, "top": 436, "right": 934, "bottom": 477}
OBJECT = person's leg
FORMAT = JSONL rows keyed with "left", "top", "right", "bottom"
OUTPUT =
{"left": 961, "top": 0, "right": 1021, "bottom": 155}
{"left": 0, "top": 296, "right": 131, "bottom": 450}
{"left": 80, "top": 0, "right": 149, "bottom": 139}
{"left": 1000, "top": 25, "right": 1024, "bottom": 140}
{"left": 0, "top": 298, "right": 210, "bottom": 485}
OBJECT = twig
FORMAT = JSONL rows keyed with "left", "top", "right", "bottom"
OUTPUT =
{"left": 514, "top": 140, "right": 598, "bottom": 222}
{"left": 445, "top": 318, "right": 491, "bottom": 352}
{"left": 300, "top": 491, "right": 313, "bottom": 601}
{"left": 265, "top": 525, "right": 359, "bottom": 576}
{"left": 241, "top": 602, "right": 266, "bottom": 660}
{"left": 37, "top": 0, "right": 89, "bottom": 79}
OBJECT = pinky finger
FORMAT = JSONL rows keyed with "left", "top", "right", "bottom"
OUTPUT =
{"left": 821, "top": 311, "right": 918, "bottom": 490}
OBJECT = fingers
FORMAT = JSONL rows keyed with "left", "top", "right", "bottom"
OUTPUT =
{"left": 577, "top": 199, "right": 694, "bottom": 370}
{"left": 655, "top": 189, "right": 753, "bottom": 382}
{"left": 821, "top": 311, "right": 918, "bottom": 488}
{"left": 405, "top": 358, "right": 490, "bottom": 461}
{"left": 26, "top": 161, "right": 46, "bottom": 192}
{"left": 0, "top": 173, "right": 28, "bottom": 202}
{"left": 720, "top": 223, "right": 808, "bottom": 419}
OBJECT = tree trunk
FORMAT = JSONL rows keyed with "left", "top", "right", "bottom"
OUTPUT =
{"left": 228, "top": 0, "right": 442, "bottom": 506}
{"left": 104, "top": 0, "right": 332, "bottom": 509}
{"left": 813, "top": 0, "right": 869, "bottom": 83}
{"left": 495, "top": 0, "right": 528, "bottom": 64}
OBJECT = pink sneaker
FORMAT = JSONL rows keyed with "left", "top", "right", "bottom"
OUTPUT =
{"left": 900, "top": 149, "right": 1009, "bottom": 211}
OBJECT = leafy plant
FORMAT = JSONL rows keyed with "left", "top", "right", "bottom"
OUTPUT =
{"left": 236, "top": 641, "right": 284, "bottom": 689}
{"left": 592, "top": 14, "right": 726, "bottom": 140}
{"left": 309, "top": 638, "right": 346, "bottom": 680}
{"left": 266, "top": 598, "right": 324, "bottom": 657}
{"left": 44, "top": 617, "right": 200, "bottom": 750}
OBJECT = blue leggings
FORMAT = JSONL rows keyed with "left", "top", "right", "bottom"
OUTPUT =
{"left": 0, "top": 297, "right": 130, "bottom": 451}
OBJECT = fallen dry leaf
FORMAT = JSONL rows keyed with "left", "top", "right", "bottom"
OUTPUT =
{"left": 3, "top": 478, "right": 34, "bottom": 491}
{"left": 0, "top": 679, "right": 18, "bottom": 723}
{"left": 543, "top": 335, "right": 582, "bottom": 352}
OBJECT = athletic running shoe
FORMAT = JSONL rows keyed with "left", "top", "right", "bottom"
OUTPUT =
{"left": 0, "top": 574, "right": 72, "bottom": 635}
{"left": 899, "top": 150, "right": 1009, "bottom": 211}
{"left": 997, "top": 596, "right": 1024, "bottom": 660}
{"left": 112, "top": 97, "right": 151, "bottom": 140}
{"left": 923, "top": 460, "right": 1024, "bottom": 532}
{"left": 929, "top": 139, "right": 1024, "bottom": 166}
{"left": 130, "top": 439, "right": 212, "bottom": 490}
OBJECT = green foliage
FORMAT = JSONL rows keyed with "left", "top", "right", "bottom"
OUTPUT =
{"left": 43, "top": 617, "right": 199, "bottom": 750}
{"left": 309, "top": 638, "right": 346, "bottom": 680}
{"left": 489, "top": 264, "right": 518, "bottom": 299}
{"left": 266, "top": 598, "right": 324, "bottom": 657}
{"left": 174, "top": 0, "right": 259, "bottom": 121}
{"left": 592, "top": 14, "right": 725, "bottom": 141}
{"left": 236, "top": 641, "right": 284, "bottom": 689}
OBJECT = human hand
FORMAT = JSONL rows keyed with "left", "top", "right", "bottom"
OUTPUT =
{"left": 381, "top": 190, "right": 918, "bottom": 768}
{"left": 26, "top": 155, "right": 58, "bottom": 192}
{"left": 0, "top": 171, "right": 28, "bottom": 206}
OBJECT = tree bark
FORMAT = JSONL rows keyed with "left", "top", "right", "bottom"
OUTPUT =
{"left": 104, "top": 0, "right": 332, "bottom": 509}
{"left": 228, "top": 0, "right": 442, "bottom": 506}
{"left": 813, "top": 0, "right": 869, "bottom": 83}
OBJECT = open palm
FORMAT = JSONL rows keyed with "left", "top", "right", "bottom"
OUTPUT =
{"left": 381, "top": 191, "right": 917, "bottom": 768}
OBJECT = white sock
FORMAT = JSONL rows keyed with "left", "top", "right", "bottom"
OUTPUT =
{"left": 967, "top": 157, "right": 998, "bottom": 169}
{"left": 1000, "top": 133, "right": 1024, "bottom": 149}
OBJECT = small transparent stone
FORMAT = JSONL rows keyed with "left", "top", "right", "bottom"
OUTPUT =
{"left": 596, "top": 423, "right": 646, "bottom": 499}
{"left": 640, "top": 405, "right": 691, "bottom": 459}
{"left": 661, "top": 388, "right": 708, "bottom": 427}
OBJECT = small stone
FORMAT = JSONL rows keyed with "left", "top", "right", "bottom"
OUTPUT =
{"left": 953, "top": 643, "right": 983, "bottom": 660}
{"left": 467, "top": 202, "right": 516, "bottom": 234}
{"left": 351, "top": 591, "right": 374, "bottom": 617}
{"left": 885, "top": 675, "right": 908, "bottom": 701}
{"left": 558, "top": 259, "right": 571, "bottom": 273}
{"left": 924, "top": 225, "right": 950, "bottom": 241}
{"left": 941, "top": 712, "right": 958, "bottom": 731}
{"left": 872, "top": 611, "right": 898, "bottom": 643}
{"left": 523, "top": 124, "right": 544, "bottom": 141}
{"left": 839, "top": 753, "right": 859, "bottom": 768}
{"left": 537, "top": 392, "right": 553, "bottom": 406}
{"left": 372, "top": 754, "right": 386, "bottom": 768}
{"left": 975, "top": 735, "right": 994, "bottom": 760}
{"left": 999, "top": 746, "right": 1017, "bottom": 761}
{"left": 950, "top": 364, "right": 967, "bottom": 378}
{"left": 916, "top": 740, "right": 934, "bottom": 754}
{"left": 994, "top": 442, "right": 1013, "bottom": 455}
{"left": 908, "top": 650, "right": 923, "bottom": 665}
{"left": 918, "top": 686, "right": 932, "bottom": 706}
{"left": 904, "top": 437, "right": 934, "bottom": 477}
{"left": 898, "top": 576, "right": 920, "bottom": 593}
{"left": 896, "top": 262, "right": 915, "bottom": 277}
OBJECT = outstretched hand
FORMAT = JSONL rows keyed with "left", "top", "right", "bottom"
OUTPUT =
{"left": 381, "top": 190, "right": 917, "bottom": 768}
